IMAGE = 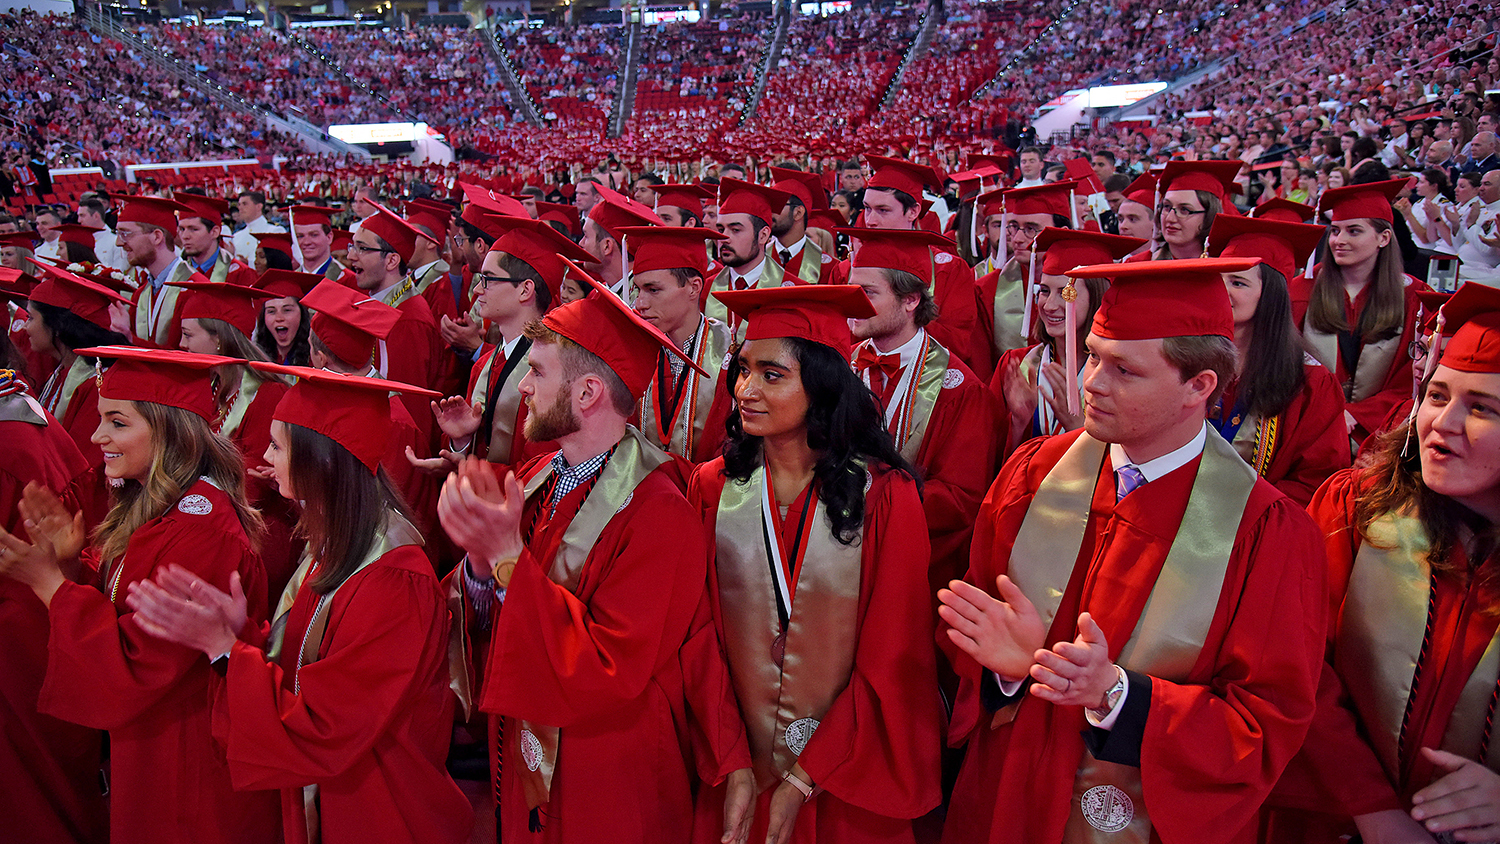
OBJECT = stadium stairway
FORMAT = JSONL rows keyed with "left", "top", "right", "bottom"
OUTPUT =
{"left": 481, "top": 25, "right": 543, "bottom": 127}
{"left": 284, "top": 31, "right": 416, "bottom": 124}
{"left": 878, "top": 0, "right": 943, "bottom": 110}
{"left": 608, "top": 19, "right": 644, "bottom": 139}
{"left": 741, "top": 8, "right": 789, "bottom": 123}
{"left": 80, "top": 4, "right": 368, "bottom": 159}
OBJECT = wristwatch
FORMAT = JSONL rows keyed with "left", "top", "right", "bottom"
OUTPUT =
{"left": 1088, "top": 665, "right": 1127, "bottom": 721}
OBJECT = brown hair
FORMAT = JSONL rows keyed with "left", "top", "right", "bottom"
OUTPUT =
{"left": 492, "top": 250, "right": 552, "bottom": 312}
{"left": 1153, "top": 190, "right": 1221, "bottom": 258}
{"left": 1160, "top": 334, "right": 1239, "bottom": 408}
{"left": 522, "top": 321, "right": 636, "bottom": 415}
{"left": 883, "top": 268, "right": 939, "bottom": 327}
{"left": 1305, "top": 219, "right": 1405, "bottom": 342}
{"left": 1039, "top": 276, "right": 1107, "bottom": 362}
{"left": 191, "top": 317, "right": 281, "bottom": 406}
{"left": 285, "top": 422, "right": 416, "bottom": 594}
{"left": 95, "top": 402, "right": 263, "bottom": 563}
{"left": 1355, "top": 422, "right": 1500, "bottom": 614}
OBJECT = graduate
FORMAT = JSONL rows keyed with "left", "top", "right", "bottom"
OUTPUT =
{"left": 1264, "top": 282, "right": 1500, "bottom": 842}
{"left": 1292, "top": 179, "right": 1429, "bottom": 442}
{"left": 1152, "top": 161, "right": 1242, "bottom": 260}
{"left": 624, "top": 224, "right": 735, "bottom": 465}
{"left": 0, "top": 345, "right": 279, "bottom": 844}
{"left": 939, "top": 259, "right": 1327, "bottom": 844}
{"left": 691, "top": 284, "right": 944, "bottom": 843}
{"left": 117, "top": 195, "right": 195, "bottom": 349}
{"left": 172, "top": 278, "right": 300, "bottom": 597}
{"left": 252, "top": 268, "right": 324, "bottom": 366}
{"left": 1206, "top": 215, "right": 1352, "bottom": 505}
{"left": 992, "top": 229, "right": 1144, "bottom": 458}
{"left": 0, "top": 366, "right": 106, "bottom": 844}
{"left": 123, "top": 364, "right": 472, "bottom": 844}
{"left": 973, "top": 182, "right": 1077, "bottom": 370}
{"left": 844, "top": 227, "right": 999, "bottom": 603}
{"left": 437, "top": 262, "right": 722, "bottom": 842}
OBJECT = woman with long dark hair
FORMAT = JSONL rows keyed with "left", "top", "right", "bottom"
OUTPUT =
{"left": 1292, "top": 179, "right": 1429, "bottom": 442}
{"left": 1207, "top": 215, "right": 1352, "bottom": 505}
{"left": 122, "top": 363, "right": 472, "bottom": 844}
{"left": 689, "top": 286, "right": 942, "bottom": 843}
{"left": 993, "top": 229, "right": 1143, "bottom": 458}
{"left": 251, "top": 269, "right": 321, "bottom": 366}
{"left": 1263, "top": 284, "right": 1500, "bottom": 843}
{"left": 0, "top": 346, "right": 279, "bottom": 844}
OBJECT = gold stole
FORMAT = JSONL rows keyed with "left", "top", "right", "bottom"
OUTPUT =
{"left": 514, "top": 428, "right": 674, "bottom": 808}
{"left": 1227, "top": 412, "right": 1280, "bottom": 478}
{"left": 321, "top": 259, "right": 345, "bottom": 282}
{"left": 215, "top": 368, "right": 262, "bottom": 440}
{"left": 46, "top": 358, "right": 94, "bottom": 421}
{"left": 638, "top": 318, "right": 730, "bottom": 461}
{"left": 1005, "top": 431, "right": 1257, "bottom": 843}
{"left": 262, "top": 511, "right": 426, "bottom": 844}
{"left": 1335, "top": 511, "right": 1500, "bottom": 785}
{"left": 134, "top": 261, "right": 191, "bottom": 344}
{"left": 991, "top": 260, "right": 1027, "bottom": 359}
{"left": 469, "top": 344, "right": 528, "bottom": 464}
{"left": 787, "top": 239, "right": 823, "bottom": 285}
{"left": 882, "top": 335, "right": 948, "bottom": 465}
{"left": 714, "top": 464, "right": 863, "bottom": 790}
{"left": 380, "top": 275, "right": 418, "bottom": 308}
{"left": 412, "top": 260, "right": 449, "bottom": 296}
{"left": 207, "top": 250, "right": 234, "bottom": 285}
{"left": 1303, "top": 313, "right": 1402, "bottom": 404}
{"left": 707, "top": 258, "right": 788, "bottom": 341}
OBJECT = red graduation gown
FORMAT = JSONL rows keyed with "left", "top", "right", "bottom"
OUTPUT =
{"left": 0, "top": 408, "right": 107, "bottom": 844}
{"left": 688, "top": 460, "right": 945, "bottom": 843}
{"left": 840, "top": 255, "right": 986, "bottom": 376}
{"left": 459, "top": 342, "right": 555, "bottom": 472}
{"left": 224, "top": 375, "right": 301, "bottom": 600}
{"left": 377, "top": 295, "right": 442, "bottom": 445}
{"left": 39, "top": 479, "right": 280, "bottom": 844}
{"left": 213, "top": 545, "right": 472, "bottom": 844}
{"left": 942, "top": 431, "right": 1327, "bottom": 844}
{"left": 1215, "top": 363, "right": 1350, "bottom": 507}
{"left": 480, "top": 453, "right": 711, "bottom": 842}
{"left": 1262, "top": 470, "right": 1497, "bottom": 842}
{"left": 1290, "top": 275, "right": 1427, "bottom": 441}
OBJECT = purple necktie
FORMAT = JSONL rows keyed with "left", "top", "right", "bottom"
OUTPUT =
{"left": 1116, "top": 464, "right": 1147, "bottom": 502}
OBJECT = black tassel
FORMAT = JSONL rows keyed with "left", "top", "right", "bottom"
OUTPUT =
{"left": 528, "top": 808, "right": 542, "bottom": 832}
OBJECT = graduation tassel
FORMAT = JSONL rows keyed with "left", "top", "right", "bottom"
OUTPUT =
{"left": 968, "top": 193, "right": 980, "bottom": 264}
{"left": 1068, "top": 185, "right": 1079, "bottom": 230}
{"left": 1063, "top": 278, "right": 1080, "bottom": 417}
{"left": 1021, "top": 250, "right": 1038, "bottom": 341}
{"left": 529, "top": 808, "right": 542, "bottom": 833}
{"left": 998, "top": 206, "right": 1008, "bottom": 269}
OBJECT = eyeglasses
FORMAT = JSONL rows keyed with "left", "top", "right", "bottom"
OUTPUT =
{"left": 1004, "top": 222, "right": 1046, "bottom": 237}
{"left": 1160, "top": 204, "right": 1207, "bottom": 219}
{"left": 474, "top": 272, "right": 520, "bottom": 289}
{"left": 346, "top": 243, "right": 393, "bottom": 256}
{"left": 1409, "top": 338, "right": 1429, "bottom": 360}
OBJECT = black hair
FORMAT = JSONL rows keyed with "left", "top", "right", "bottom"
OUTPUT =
{"left": 263, "top": 247, "right": 296, "bottom": 271}
{"left": 721, "top": 337, "right": 919, "bottom": 545}
{"left": 32, "top": 302, "right": 129, "bottom": 354}
{"left": 253, "top": 301, "right": 312, "bottom": 366}
{"left": 1236, "top": 263, "right": 1306, "bottom": 419}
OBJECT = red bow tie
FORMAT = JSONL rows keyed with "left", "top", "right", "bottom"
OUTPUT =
{"left": 854, "top": 347, "right": 903, "bottom": 396}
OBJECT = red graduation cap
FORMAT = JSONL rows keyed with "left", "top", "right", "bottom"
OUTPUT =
{"left": 302, "top": 279, "right": 402, "bottom": 366}
{"left": 989, "top": 181, "right": 1079, "bottom": 220}
{"left": 713, "top": 285, "right": 877, "bottom": 359}
{"left": 1318, "top": 178, "right": 1411, "bottom": 224}
{"left": 1122, "top": 173, "right": 1157, "bottom": 207}
{"left": 1416, "top": 289, "right": 1454, "bottom": 334}
{"left": 1252, "top": 198, "right": 1317, "bottom": 224}
{"left": 361, "top": 202, "right": 438, "bottom": 263}
{"left": 950, "top": 166, "right": 1004, "bottom": 199}
{"left": 651, "top": 184, "right": 714, "bottom": 218}
{"left": 1073, "top": 257, "right": 1262, "bottom": 341}
{"left": 967, "top": 151, "right": 1015, "bottom": 173}
{"left": 841, "top": 227, "right": 957, "bottom": 285}
{"left": 251, "top": 361, "right": 438, "bottom": 472}
{"left": 75, "top": 345, "right": 236, "bottom": 422}
{"left": 717, "top": 178, "right": 796, "bottom": 226}
{"left": 1435, "top": 283, "right": 1500, "bottom": 374}
{"left": 1032, "top": 228, "right": 1147, "bottom": 275}
{"left": 460, "top": 183, "right": 530, "bottom": 219}
{"left": 1206, "top": 215, "right": 1327, "bottom": 281}
{"left": 118, "top": 195, "right": 190, "bottom": 237}
{"left": 0, "top": 268, "right": 32, "bottom": 306}
{"left": 865, "top": 154, "right": 942, "bottom": 199}
{"left": 171, "top": 278, "right": 276, "bottom": 337}
{"left": 1063, "top": 159, "right": 1105, "bottom": 194}
{"left": 489, "top": 216, "right": 596, "bottom": 302}
{"left": 173, "top": 193, "right": 229, "bottom": 225}
{"left": 253, "top": 231, "right": 296, "bottom": 260}
{"left": 25, "top": 258, "right": 132, "bottom": 330}
{"left": 536, "top": 201, "right": 581, "bottom": 237}
{"left": 53, "top": 224, "right": 103, "bottom": 249}
{"left": 285, "top": 204, "right": 340, "bottom": 228}
{"left": 330, "top": 229, "right": 354, "bottom": 252}
{"left": 34, "top": 256, "right": 132, "bottom": 292}
{"left": 541, "top": 257, "right": 708, "bottom": 398}
{"left": 770, "top": 168, "right": 828, "bottom": 211}
{"left": 1157, "top": 160, "right": 1243, "bottom": 204}
{"left": 0, "top": 231, "right": 41, "bottom": 252}
{"left": 404, "top": 198, "right": 454, "bottom": 238}
{"left": 618, "top": 225, "right": 726, "bottom": 279}
{"left": 254, "top": 268, "right": 324, "bottom": 301}
{"left": 589, "top": 197, "right": 659, "bottom": 241}
{"left": 807, "top": 209, "right": 848, "bottom": 232}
